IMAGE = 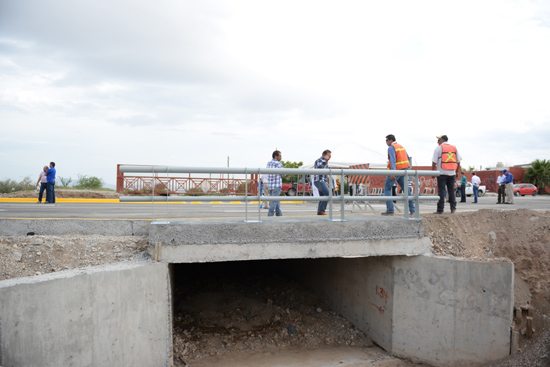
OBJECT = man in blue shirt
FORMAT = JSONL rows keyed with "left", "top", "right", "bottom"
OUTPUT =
{"left": 266, "top": 151, "right": 284, "bottom": 216}
{"left": 313, "top": 150, "right": 331, "bottom": 215}
{"left": 45, "top": 162, "right": 56, "bottom": 204}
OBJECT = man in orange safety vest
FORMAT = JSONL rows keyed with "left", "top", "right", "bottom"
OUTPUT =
{"left": 432, "top": 135, "right": 462, "bottom": 214}
{"left": 381, "top": 134, "right": 415, "bottom": 216}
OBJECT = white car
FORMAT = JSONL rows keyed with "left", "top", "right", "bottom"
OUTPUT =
{"left": 457, "top": 182, "right": 486, "bottom": 197}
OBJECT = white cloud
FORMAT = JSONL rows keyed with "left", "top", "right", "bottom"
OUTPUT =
{"left": 1, "top": 0, "right": 550, "bottom": 185}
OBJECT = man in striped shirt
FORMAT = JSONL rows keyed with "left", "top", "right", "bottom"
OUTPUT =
{"left": 266, "top": 150, "right": 284, "bottom": 216}
{"left": 313, "top": 149, "right": 332, "bottom": 215}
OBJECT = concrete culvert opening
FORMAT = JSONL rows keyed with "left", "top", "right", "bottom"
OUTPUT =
{"left": 170, "top": 259, "right": 387, "bottom": 367}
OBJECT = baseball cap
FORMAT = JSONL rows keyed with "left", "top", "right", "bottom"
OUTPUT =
{"left": 436, "top": 135, "right": 448, "bottom": 141}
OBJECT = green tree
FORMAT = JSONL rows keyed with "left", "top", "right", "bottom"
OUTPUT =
{"left": 524, "top": 159, "right": 550, "bottom": 193}
{"left": 281, "top": 161, "right": 303, "bottom": 183}
{"left": 74, "top": 175, "right": 103, "bottom": 189}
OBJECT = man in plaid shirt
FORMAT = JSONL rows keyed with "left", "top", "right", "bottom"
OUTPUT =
{"left": 314, "top": 149, "right": 332, "bottom": 215}
{"left": 266, "top": 150, "right": 284, "bottom": 216}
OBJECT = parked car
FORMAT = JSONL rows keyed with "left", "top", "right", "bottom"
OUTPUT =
{"left": 456, "top": 182, "right": 486, "bottom": 197}
{"left": 513, "top": 183, "right": 538, "bottom": 196}
{"left": 282, "top": 182, "right": 311, "bottom": 196}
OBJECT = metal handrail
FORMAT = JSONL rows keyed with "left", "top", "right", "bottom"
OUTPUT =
{"left": 119, "top": 165, "right": 441, "bottom": 221}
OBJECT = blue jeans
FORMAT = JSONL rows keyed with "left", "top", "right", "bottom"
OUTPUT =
{"left": 38, "top": 183, "right": 47, "bottom": 202}
{"left": 268, "top": 187, "right": 282, "bottom": 216}
{"left": 314, "top": 181, "right": 329, "bottom": 213}
{"left": 384, "top": 173, "right": 415, "bottom": 214}
{"left": 473, "top": 185, "right": 479, "bottom": 203}
{"left": 46, "top": 182, "right": 56, "bottom": 203}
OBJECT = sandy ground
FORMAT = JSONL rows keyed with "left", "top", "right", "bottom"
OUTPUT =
{"left": 1, "top": 202, "right": 549, "bottom": 366}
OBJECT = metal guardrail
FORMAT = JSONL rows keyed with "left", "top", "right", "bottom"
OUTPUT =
{"left": 118, "top": 165, "right": 440, "bottom": 221}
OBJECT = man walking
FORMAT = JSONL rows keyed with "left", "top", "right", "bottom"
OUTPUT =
{"left": 381, "top": 134, "right": 415, "bottom": 216}
{"left": 503, "top": 169, "right": 514, "bottom": 204}
{"left": 266, "top": 150, "right": 284, "bottom": 216}
{"left": 432, "top": 135, "right": 462, "bottom": 214}
{"left": 45, "top": 162, "right": 56, "bottom": 204}
{"left": 314, "top": 150, "right": 331, "bottom": 215}
{"left": 496, "top": 171, "right": 506, "bottom": 204}
{"left": 36, "top": 165, "right": 48, "bottom": 203}
{"left": 471, "top": 172, "right": 481, "bottom": 203}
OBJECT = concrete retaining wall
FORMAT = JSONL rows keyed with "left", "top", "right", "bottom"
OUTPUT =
{"left": 0, "top": 262, "right": 171, "bottom": 367}
{"left": 288, "top": 255, "right": 514, "bottom": 367}
{"left": 392, "top": 255, "right": 513, "bottom": 366}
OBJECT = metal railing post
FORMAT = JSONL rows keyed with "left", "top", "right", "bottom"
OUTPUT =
{"left": 244, "top": 168, "right": 248, "bottom": 222}
{"left": 414, "top": 172, "right": 420, "bottom": 219}
{"left": 404, "top": 170, "right": 409, "bottom": 219}
{"left": 328, "top": 170, "right": 333, "bottom": 220}
{"left": 340, "top": 169, "right": 345, "bottom": 221}
{"left": 257, "top": 169, "right": 261, "bottom": 222}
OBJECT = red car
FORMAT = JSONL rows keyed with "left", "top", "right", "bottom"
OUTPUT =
{"left": 282, "top": 182, "right": 311, "bottom": 196}
{"left": 513, "top": 183, "right": 538, "bottom": 196}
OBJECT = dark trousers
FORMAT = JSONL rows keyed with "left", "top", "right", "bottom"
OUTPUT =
{"left": 437, "top": 175, "right": 456, "bottom": 213}
{"left": 497, "top": 185, "right": 506, "bottom": 203}
{"left": 46, "top": 182, "right": 56, "bottom": 203}
{"left": 460, "top": 185, "right": 466, "bottom": 202}
{"left": 38, "top": 183, "right": 47, "bottom": 202}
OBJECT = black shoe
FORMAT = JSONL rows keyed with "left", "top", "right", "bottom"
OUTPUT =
{"left": 433, "top": 211, "right": 443, "bottom": 214}
{"left": 380, "top": 212, "right": 394, "bottom": 216}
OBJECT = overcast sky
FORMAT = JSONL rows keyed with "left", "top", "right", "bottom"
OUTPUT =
{"left": 1, "top": 0, "right": 550, "bottom": 186}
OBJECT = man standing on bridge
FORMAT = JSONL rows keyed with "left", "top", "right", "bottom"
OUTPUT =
{"left": 432, "top": 135, "right": 462, "bottom": 214}
{"left": 381, "top": 135, "right": 415, "bottom": 216}
{"left": 314, "top": 149, "right": 331, "bottom": 215}
{"left": 266, "top": 150, "right": 284, "bottom": 216}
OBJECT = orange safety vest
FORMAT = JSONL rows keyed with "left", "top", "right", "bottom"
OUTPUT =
{"left": 440, "top": 144, "right": 458, "bottom": 170}
{"left": 387, "top": 143, "right": 411, "bottom": 170}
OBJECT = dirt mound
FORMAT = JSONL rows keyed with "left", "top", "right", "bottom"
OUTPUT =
{"left": 0, "top": 235, "right": 147, "bottom": 280}
{"left": 2, "top": 189, "right": 120, "bottom": 199}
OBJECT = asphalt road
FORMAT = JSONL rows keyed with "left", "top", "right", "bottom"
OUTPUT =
{"left": 1, "top": 194, "right": 548, "bottom": 221}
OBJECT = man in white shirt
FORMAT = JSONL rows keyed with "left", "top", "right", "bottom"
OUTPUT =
{"left": 471, "top": 172, "right": 481, "bottom": 203}
{"left": 496, "top": 171, "right": 506, "bottom": 204}
{"left": 36, "top": 165, "right": 48, "bottom": 203}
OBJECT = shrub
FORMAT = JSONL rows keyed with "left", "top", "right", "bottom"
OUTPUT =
{"left": 185, "top": 187, "right": 204, "bottom": 196}
{"left": 0, "top": 177, "right": 35, "bottom": 194}
{"left": 74, "top": 175, "right": 103, "bottom": 190}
